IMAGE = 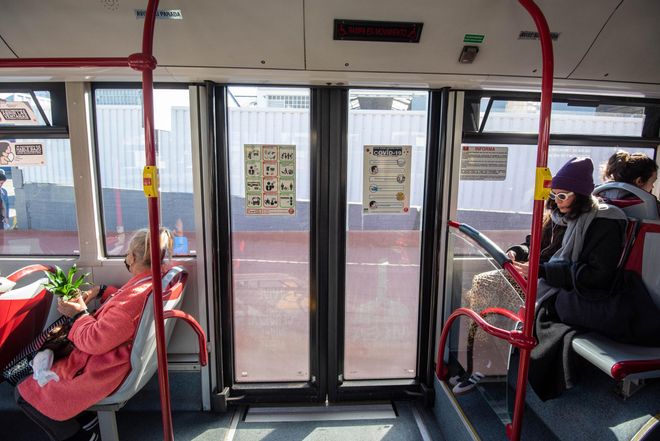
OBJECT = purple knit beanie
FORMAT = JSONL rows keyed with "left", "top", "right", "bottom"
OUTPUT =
{"left": 551, "top": 157, "right": 595, "bottom": 196}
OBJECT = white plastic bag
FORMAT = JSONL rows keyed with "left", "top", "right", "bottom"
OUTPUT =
{"left": 30, "top": 349, "right": 60, "bottom": 387}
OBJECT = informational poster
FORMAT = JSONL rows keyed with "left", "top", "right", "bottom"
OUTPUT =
{"left": 0, "top": 140, "right": 46, "bottom": 166}
{"left": 0, "top": 101, "right": 39, "bottom": 126}
{"left": 363, "top": 145, "right": 412, "bottom": 214}
{"left": 244, "top": 144, "right": 296, "bottom": 216}
{"left": 460, "top": 146, "right": 508, "bottom": 181}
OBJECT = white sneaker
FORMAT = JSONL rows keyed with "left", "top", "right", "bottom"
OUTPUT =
{"left": 448, "top": 375, "right": 462, "bottom": 387}
{"left": 452, "top": 372, "right": 484, "bottom": 395}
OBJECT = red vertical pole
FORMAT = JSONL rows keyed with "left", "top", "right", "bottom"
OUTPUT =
{"left": 130, "top": 1, "right": 175, "bottom": 441}
{"left": 507, "top": 1, "right": 554, "bottom": 440}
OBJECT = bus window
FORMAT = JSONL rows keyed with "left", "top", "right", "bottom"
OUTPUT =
{"left": 478, "top": 98, "right": 647, "bottom": 136}
{"left": 456, "top": 144, "right": 656, "bottom": 250}
{"left": 0, "top": 139, "right": 79, "bottom": 255}
{"left": 93, "top": 87, "right": 196, "bottom": 257}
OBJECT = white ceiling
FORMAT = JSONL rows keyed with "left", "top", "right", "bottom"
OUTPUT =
{"left": 0, "top": 0, "right": 657, "bottom": 95}
{"left": 569, "top": 0, "right": 660, "bottom": 84}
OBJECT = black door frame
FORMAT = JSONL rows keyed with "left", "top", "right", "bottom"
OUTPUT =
{"left": 212, "top": 85, "right": 448, "bottom": 405}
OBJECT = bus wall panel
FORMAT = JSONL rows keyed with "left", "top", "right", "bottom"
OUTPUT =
{"left": 569, "top": 0, "right": 660, "bottom": 85}
{"left": 0, "top": 0, "right": 305, "bottom": 70}
{"left": 0, "top": 36, "right": 15, "bottom": 58}
{"left": 304, "top": 0, "right": 619, "bottom": 79}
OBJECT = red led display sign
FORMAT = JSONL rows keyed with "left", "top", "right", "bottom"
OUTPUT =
{"left": 334, "top": 19, "right": 423, "bottom": 43}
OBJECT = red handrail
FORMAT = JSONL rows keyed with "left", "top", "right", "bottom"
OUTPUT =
{"left": 440, "top": 2, "right": 553, "bottom": 439}
{"left": 0, "top": 1, "right": 177, "bottom": 439}
{"left": 6, "top": 264, "right": 56, "bottom": 282}
{"left": 508, "top": 1, "right": 553, "bottom": 440}
{"left": 164, "top": 309, "right": 209, "bottom": 367}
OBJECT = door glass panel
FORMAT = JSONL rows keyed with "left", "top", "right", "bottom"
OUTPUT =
{"left": 227, "top": 86, "right": 311, "bottom": 382}
{"left": 344, "top": 90, "right": 429, "bottom": 379}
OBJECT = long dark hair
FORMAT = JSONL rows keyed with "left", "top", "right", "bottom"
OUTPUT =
{"left": 545, "top": 193, "right": 596, "bottom": 221}
{"left": 602, "top": 150, "right": 657, "bottom": 186}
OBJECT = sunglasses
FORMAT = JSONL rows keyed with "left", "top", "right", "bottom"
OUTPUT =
{"left": 549, "top": 191, "right": 574, "bottom": 201}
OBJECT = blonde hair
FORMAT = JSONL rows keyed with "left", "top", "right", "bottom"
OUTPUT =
{"left": 128, "top": 227, "right": 173, "bottom": 267}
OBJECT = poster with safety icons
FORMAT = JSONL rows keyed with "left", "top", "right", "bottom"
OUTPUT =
{"left": 363, "top": 145, "right": 412, "bottom": 214}
{"left": 0, "top": 100, "right": 39, "bottom": 125}
{"left": 244, "top": 144, "right": 296, "bottom": 215}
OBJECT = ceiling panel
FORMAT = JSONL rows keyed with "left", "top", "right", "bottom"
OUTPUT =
{"left": 304, "top": 0, "right": 620, "bottom": 79}
{"left": 0, "top": 35, "right": 16, "bottom": 58}
{"left": 0, "top": 0, "right": 305, "bottom": 69}
{"left": 570, "top": 1, "right": 660, "bottom": 84}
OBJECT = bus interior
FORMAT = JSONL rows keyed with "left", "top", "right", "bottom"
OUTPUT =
{"left": 0, "top": 1, "right": 659, "bottom": 440}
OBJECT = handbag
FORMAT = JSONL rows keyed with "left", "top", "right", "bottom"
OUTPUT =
{"left": 1, "top": 315, "right": 73, "bottom": 385}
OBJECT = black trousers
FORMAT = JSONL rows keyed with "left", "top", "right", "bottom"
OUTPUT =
{"left": 14, "top": 386, "right": 91, "bottom": 441}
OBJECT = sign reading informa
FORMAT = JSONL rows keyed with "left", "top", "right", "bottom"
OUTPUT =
{"left": 0, "top": 101, "right": 39, "bottom": 125}
{"left": 0, "top": 140, "right": 46, "bottom": 166}
{"left": 460, "top": 146, "right": 508, "bottom": 181}
{"left": 363, "top": 145, "right": 412, "bottom": 214}
{"left": 244, "top": 144, "right": 296, "bottom": 216}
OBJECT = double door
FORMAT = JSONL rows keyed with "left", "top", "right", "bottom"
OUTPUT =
{"left": 214, "top": 86, "right": 445, "bottom": 403}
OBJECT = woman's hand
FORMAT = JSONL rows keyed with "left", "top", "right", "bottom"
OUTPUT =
{"left": 511, "top": 261, "right": 529, "bottom": 280}
{"left": 506, "top": 250, "right": 517, "bottom": 261}
{"left": 81, "top": 285, "right": 101, "bottom": 304}
{"left": 57, "top": 296, "right": 87, "bottom": 318}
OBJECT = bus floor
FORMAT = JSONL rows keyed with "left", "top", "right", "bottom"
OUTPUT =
{"left": 0, "top": 378, "right": 443, "bottom": 441}
{"left": 439, "top": 353, "right": 660, "bottom": 441}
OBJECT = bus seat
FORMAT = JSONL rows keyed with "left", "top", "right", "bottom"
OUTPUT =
{"left": 571, "top": 191, "right": 660, "bottom": 397}
{"left": 89, "top": 266, "right": 188, "bottom": 441}
{"left": 594, "top": 182, "right": 659, "bottom": 221}
{"left": 0, "top": 265, "right": 54, "bottom": 372}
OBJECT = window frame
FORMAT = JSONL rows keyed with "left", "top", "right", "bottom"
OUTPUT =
{"left": 90, "top": 82, "right": 197, "bottom": 258}
{"left": 0, "top": 82, "right": 68, "bottom": 138}
{"left": 462, "top": 90, "right": 660, "bottom": 152}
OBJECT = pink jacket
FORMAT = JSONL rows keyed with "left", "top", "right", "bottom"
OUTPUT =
{"left": 18, "top": 272, "right": 154, "bottom": 421}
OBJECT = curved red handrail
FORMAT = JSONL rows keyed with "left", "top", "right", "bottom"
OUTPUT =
{"left": 508, "top": 2, "right": 554, "bottom": 440}
{"left": 435, "top": 307, "right": 535, "bottom": 380}
{"left": 163, "top": 309, "right": 209, "bottom": 367}
{"left": 480, "top": 307, "right": 523, "bottom": 323}
{"left": 6, "top": 264, "right": 55, "bottom": 282}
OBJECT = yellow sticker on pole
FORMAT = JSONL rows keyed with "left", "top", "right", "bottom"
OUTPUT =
{"left": 143, "top": 166, "right": 159, "bottom": 198}
{"left": 534, "top": 167, "right": 552, "bottom": 200}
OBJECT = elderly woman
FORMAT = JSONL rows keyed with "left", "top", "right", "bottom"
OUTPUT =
{"left": 15, "top": 228, "right": 173, "bottom": 441}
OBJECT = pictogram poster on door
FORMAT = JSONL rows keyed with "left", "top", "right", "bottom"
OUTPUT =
{"left": 244, "top": 144, "right": 296, "bottom": 215}
{"left": 363, "top": 145, "right": 412, "bottom": 214}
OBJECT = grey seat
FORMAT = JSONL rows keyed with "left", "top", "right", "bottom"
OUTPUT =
{"left": 570, "top": 184, "right": 660, "bottom": 397}
{"left": 89, "top": 266, "right": 188, "bottom": 441}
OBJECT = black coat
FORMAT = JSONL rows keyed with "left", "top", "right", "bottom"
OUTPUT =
{"left": 539, "top": 217, "right": 660, "bottom": 345}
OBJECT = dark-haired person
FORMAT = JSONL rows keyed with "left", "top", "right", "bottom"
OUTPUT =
{"left": 14, "top": 228, "right": 173, "bottom": 441}
{"left": 601, "top": 150, "right": 659, "bottom": 215}
{"left": 515, "top": 157, "right": 660, "bottom": 400}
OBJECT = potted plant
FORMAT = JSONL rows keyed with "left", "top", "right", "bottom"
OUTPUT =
{"left": 44, "top": 264, "right": 90, "bottom": 301}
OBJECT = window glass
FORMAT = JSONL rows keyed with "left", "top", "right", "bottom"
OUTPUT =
{"left": 227, "top": 86, "right": 311, "bottom": 382}
{"left": 456, "top": 144, "right": 656, "bottom": 250}
{"left": 0, "top": 139, "right": 79, "bottom": 255}
{"left": 344, "top": 89, "right": 429, "bottom": 380}
{"left": 0, "top": 91, "right": 53, "bottom": 126}
{"left": 94, "top": 88, "right": 195, "bottom": 256}
{"left": 479, "top": 98, "right": 646, "bottom": 136}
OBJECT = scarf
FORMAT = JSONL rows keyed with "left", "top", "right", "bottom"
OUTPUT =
{"left": 536, "top": 198, "right": 626, "bottom": 307}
